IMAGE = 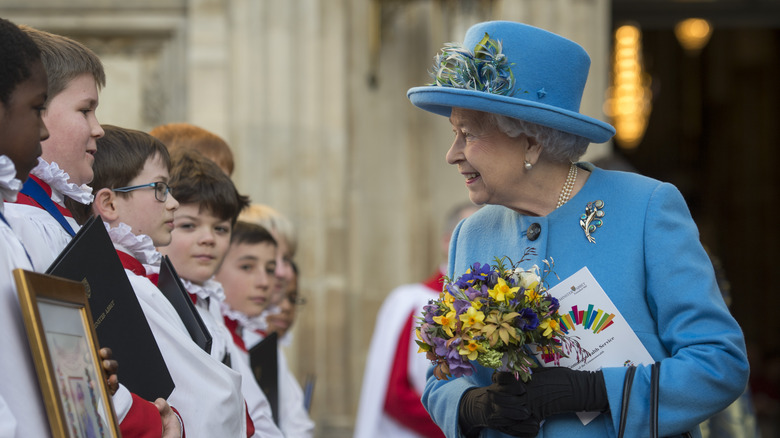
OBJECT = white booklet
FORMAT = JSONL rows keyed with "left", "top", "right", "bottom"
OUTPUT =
{"left": 535, "top": 266, "right": 654, "bottom": 425}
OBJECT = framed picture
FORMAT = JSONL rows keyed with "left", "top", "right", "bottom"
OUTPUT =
{"left": 13, "top": 269, "right": 121, "bottom": 438}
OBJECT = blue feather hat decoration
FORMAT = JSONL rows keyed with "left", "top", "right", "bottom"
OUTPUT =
{"left": 408, "top": 21, "right": 615, "bottom": 144}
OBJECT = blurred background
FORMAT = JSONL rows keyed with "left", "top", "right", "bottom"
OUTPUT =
{"left": 2, "top": 0, "right": 777, "bottom": 436}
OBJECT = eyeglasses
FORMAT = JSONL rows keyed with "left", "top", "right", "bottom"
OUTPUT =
{"left": 286, "top": 293, "right": 306, "bottom": 306}
{"left": 113, "top": 181, "right": 172, "bottom": 202}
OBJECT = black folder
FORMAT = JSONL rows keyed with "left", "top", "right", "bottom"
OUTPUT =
{"left": 46, "top": 216, "right": 175, "bottom": 401}
{"left": 250, "top": 332, "right": 279, "bottom": 425}
{"left": 157, "top": 255, "right": 212, "bottom": 354}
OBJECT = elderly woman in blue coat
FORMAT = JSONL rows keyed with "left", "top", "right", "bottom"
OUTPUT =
{"left": 407, "top": 21, "right": 749, "bottom": 438}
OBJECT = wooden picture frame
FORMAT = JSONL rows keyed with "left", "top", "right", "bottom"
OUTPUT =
{"left": 13, "top": 269, "right": 121, "bottom": 438}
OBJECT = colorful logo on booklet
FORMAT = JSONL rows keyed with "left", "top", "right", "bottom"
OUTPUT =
{"left": 559, "top": 304, "right": 615, "bottom": 335}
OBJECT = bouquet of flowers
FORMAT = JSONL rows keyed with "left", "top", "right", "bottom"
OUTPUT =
{"left": 415, "top": 251, "right": 584, "bottom": 382}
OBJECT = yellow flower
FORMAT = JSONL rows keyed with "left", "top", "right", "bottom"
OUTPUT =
{"left": 459, "top": 338, "right": 484, "bottom": 361}
{"left": 525, "top": 287, "right": 539, "bottom": 303}
{"left": 415, "top": 329, "right": 431, "bottom": 353}
{"left": 441, "top": 291, "right": 456, "bottom": 312}
{"left": 539, "top": 318, "right": 560, "bottom": 338}
{"left": 459, "top": 307, "right": 485, "bottom": 330}
{"left": 433, "top": 311, "right": 457, "bottom": 337}
{"left": 488, "top": 277, "right": 519, "bottom": 302}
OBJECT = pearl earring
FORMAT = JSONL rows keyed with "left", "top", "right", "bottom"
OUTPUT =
{"left": 524, "top": 160, "right": 533, "bottom": 170}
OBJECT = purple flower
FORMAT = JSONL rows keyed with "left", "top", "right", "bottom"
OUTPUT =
{"left": 453, "top": 299, "right": 471, "bottom": 315}
{"left": 465, "top": 286, "right": 481, "bottom": 301}
{"left": 449, "top": 358, "right": 475, "bottom": 378}
{"left": 548, "top": 296, "right": 560, "bottom": 313}
{"left": 486, "top": 271, "right": 500, "bottom": 288}
{"left": 455, "top": 263, "right": 492, "bottom": 288}
{"left": 432, "top": 337, "right": 448, "bottom": 357}
{"left": 419, "top": 324, "right": 433, "bottom": 344}
{"left": 515, "top": 308, "right": 540, "bottom": 331}
{"left": 446, "top": 338, "right": 462, "bottom": 360}
{"left": 442, "top": 338, "right": 474, "bottom": 377}
{"left": 423, "top": 303, "right": 440, "bottom": 324}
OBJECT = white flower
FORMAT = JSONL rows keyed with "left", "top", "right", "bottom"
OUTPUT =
{"left": 515, "top": 265, "right": 541, "bottom": 290}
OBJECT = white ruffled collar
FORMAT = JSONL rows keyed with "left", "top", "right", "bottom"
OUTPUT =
{"left": 228, "top": 304, "right": 293, "bottom": 347}
{"left": 183, "top": 277, "right": 226, "bottom": 303}
{"left": 105, "top": 222, "right": 162, "bottom": 268}
{"left": 0, "top": 155, "right": 22, "bottom": 204}
{"left": 30, "top": 158, "right": 94, "bottom": 204}
{"left": 220, "top": 302, "right": 270, "bottom": 333}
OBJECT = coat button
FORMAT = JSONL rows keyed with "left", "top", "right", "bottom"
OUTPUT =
{"left": 527, "top": 223, "right": 541, "bottom": 241}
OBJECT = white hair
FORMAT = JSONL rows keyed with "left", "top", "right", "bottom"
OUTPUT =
{"left": 487, "top": 113, "right": 590, "bottom": 162}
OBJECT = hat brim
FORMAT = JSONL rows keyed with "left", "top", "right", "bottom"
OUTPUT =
{"left": 408, "top": 86, "right": 615, "bottom": 144}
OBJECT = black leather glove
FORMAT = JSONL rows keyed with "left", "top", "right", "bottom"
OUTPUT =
{"left": 521, "top": 367, "right": 608, "bottom": 422}
{"left": 458, "top": 372, "right": 538, "bottom": 437}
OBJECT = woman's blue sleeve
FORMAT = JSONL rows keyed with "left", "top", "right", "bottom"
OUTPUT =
{"left": 604, "top": 182, "right": 749, "bottom": 437}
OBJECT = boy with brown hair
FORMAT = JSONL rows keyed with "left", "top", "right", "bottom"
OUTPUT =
{"left": 159, "top": 149, "right": 283, "bottom": 437}
{"left": 216, "top": 222, "right": 317, "bottom": 437}
{"left": 80, "top": 124, "right": 254, "bottom": 438}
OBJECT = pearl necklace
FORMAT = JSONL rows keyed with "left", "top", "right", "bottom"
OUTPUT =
{"left": 556, "top": 163, "right": 578, "bottom": 209}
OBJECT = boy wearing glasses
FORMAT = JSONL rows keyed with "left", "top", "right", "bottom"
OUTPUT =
{"left": 72, "top": 124, "right": 258, "bottom": 438}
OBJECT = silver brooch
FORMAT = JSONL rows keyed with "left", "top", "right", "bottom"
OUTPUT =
{"left": 580, "top": 200, "right": 605, "bottom": 243}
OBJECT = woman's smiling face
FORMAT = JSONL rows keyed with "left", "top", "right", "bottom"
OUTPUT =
{"left": 446, "top": 108, "right": 528, "bottom": 207}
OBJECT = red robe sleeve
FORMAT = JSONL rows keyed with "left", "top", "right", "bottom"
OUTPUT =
{"left": 383, "top": 312, "right": 445, "bottom": 438}
{"left": 119, "top": 393, "right": 163, "bottom": 438}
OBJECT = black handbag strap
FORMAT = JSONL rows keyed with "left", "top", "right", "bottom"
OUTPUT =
{"left": 619, "top": 362, "right": 693, "bottom": 438}
{"left": 651, "top": 362, "right": 661, "bottom": 438}
{"left": 617, "top": 365, "right": 637, "bottom": 438}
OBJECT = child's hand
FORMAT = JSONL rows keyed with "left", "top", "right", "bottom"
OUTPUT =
{"left": 99, "top": 347, "right": 119, "bottom": 396}
{"left": 154, "top": 398, "right": 183, "bottom": 438}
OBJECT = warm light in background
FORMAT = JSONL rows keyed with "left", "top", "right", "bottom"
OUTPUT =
{"left": 675, "top": 18, "right": 713, "bottom": 53}
{"left": 605, "top": 24, "right": 652, "bottom": 150}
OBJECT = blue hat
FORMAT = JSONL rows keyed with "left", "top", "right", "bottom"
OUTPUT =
{"left": 407, "top": 21, "right": 615, "bottom": 144}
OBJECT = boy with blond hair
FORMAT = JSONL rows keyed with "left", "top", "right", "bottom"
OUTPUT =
{"left": 6, "top": 25, "right": 104, "bottom": 270}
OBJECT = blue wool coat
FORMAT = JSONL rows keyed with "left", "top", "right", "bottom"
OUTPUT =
{"left": 422, "top": 165, "right": 749, "bottom": 438}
